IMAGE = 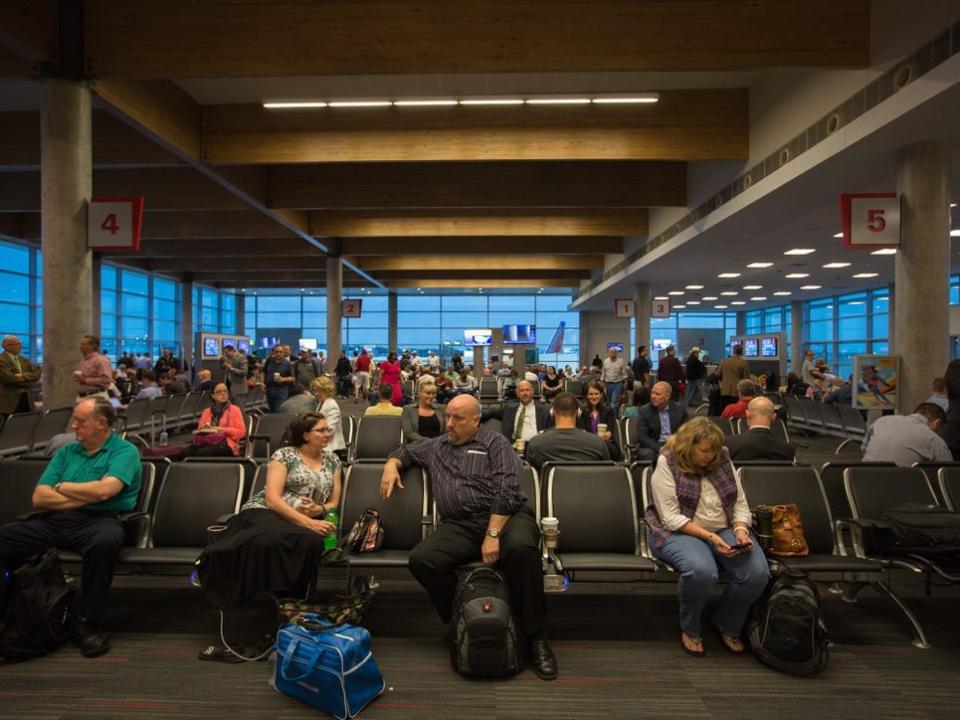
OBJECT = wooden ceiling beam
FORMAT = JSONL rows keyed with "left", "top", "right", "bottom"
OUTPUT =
{"left": 387, "top": 279, "right": 576, "bottom": 289}
{"left": 146, "top": 257, "right": 328, "bottom": 272}
{"left": 202, "top": 90, "right": 747, "bottom": 164}
{"left": 312, "top": 210, "right": 644, "bottom": 238}
{"left": 131, "top": 238, "right": 321, "bottom": 258}
{"left": 352, "top": 255, "right": 604, "bottom": 271}
{"left": 85, "top": 1, "right": 869, "bottom": 77}
{"left": 271, "top": 161, "right": 685, "bottom": 210}
{"left": 369, "top": 269, "right": 591, "bottom": 281}
{"left": 0, "top": 0, "right": 58, "bottom": 66}
{"left": 140, "top": 211, "right": 299, "bottom": 240}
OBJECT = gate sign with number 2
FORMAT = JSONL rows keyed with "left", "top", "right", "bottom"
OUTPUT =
{"left": 88, "top": 197, "right": 145, "bottom": 252}
{"left": 840, "top": 193, "right": 900, "bottom": 248}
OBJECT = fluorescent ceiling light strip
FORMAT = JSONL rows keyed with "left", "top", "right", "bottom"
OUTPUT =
{"left": 328, "top": 101, "right": 392, "bottom": 108}
{"left": 263, "top": 101, "right": 328, "bottom": 108}
{"left": 525, "top": 98, "right": 591, "bottom": 105}
{"left": 394, "top": 100, "right": 458, "bottom": 106}
{"left": 871, "top": 248, "right": 897, "bottom": 255}
{"left": 784, "top": 248, "right": 815, "bottom": 255}
{"left": 592, "top": 95, "right": 659, "bottom": 104}
{"left": 459, "top": 99, "right": 524, "bottom": 105}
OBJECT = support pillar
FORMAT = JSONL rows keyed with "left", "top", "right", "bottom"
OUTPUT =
{"left": 887, "top": 283, "right": 895, "bottom": 351}
{"left": 181, "top": 274, "right": 194, "bottom": 369}
{"left": 91, "top": 255, "right": 101, "bottom": 338}
{"left": 388, "top": 291, "right": 398, "bottom": 354}
{"left": 236, "top": 293, "right": 245, "bottom": 336}
{"left": 633, "top": 282, "right": 650, "bottom": 357}
{"left": 326, "top": 257, "right": 343, "bottom": 363}
{"left": 790, "top": 300, "right": 803, "bottom": 374}
{"left": 41, "top": 78, "right": 92, "bottom": 408}
{"left": 894, "top": 140, "right": 950, "bottom": 413}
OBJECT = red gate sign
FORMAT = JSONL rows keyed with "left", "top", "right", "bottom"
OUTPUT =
{"left": 88, "top": 197, "right": 144, "bottom": 252}
{"left": 840, "top": 193, "right": 900, "bottom": 248}
{"left": 342, "top": 299, "right": 362, "bottom": 318}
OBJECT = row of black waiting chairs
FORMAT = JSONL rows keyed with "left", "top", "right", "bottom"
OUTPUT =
{"left": 0, "top": 407, "right": 75, "bottom": 459}
{"left": 782, "top": 395, "right": 867, "bottom": 452}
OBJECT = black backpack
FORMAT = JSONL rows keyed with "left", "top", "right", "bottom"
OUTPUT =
{"left": 449, "top": 567, "right": 524, "bottom": 678}
{"left": 748, "top": 570, "right": 828, "bottom": 676}
{"left": 0, "top": 549, "right": 75, "bottom": 661}
{"left": 867, "top": 503, "right": 960, "bottom": 564}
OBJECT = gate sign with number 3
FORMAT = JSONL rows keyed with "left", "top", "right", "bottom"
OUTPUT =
{"left": 840, "top": 193, "right": 900, "bottom": 248}
{"left": 651, "top": 299, "right": 670, "bottom": 318}
{"left": 88, "top": 197, "right": 145, "bottom": 252}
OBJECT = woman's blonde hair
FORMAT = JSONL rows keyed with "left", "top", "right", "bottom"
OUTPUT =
{"left": 310, "top": 376, "right": 335, "bottom": 397}
{"left": 664, "top": 416, "right": 725, "bottom": 475}
{"left": 418, "top": 380, "right": 437, "bottom": 398}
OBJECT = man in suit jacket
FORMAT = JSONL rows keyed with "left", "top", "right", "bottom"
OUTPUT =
{"left": 629, "top": 381, "right": 688, "bottom": 462}
{"left": 486, "top": 380, "right": 553, "bottom": 443}
{"left": 725, "top": 396, "right": 796, "bottom": 462}
{"left": 222, "top": 344, "right": 248, "bottom": 399}
{"left": 0, "top": 335, "right": 40, "bottom": 416}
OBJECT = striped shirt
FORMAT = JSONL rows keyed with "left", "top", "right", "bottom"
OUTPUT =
{"left": 391, "top": 427, "right": 525, "bottom": 520}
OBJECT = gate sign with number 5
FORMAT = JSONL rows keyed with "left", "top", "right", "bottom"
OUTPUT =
{"left": 651, "top": 299, "right": 670, "bottom": 318}
{"left": 88, "top": 197, "right": 145, "bottom": 252}
{"left": 840, "top": 193, "right": 900, "bottom": 248}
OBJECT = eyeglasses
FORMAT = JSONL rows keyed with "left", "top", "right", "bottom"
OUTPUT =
{"left": 314, "top": 427, "right": 332, "bottom": 434}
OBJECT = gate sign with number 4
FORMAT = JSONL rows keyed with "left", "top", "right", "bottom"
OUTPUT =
{"left": 88, "top": 197, "right": 145, "bottom": 252}
{"left": 840, "top": 193, "right": 900, "bottom": 248}
{"left": 652, "top": 299, "right": 670, "bottom": 318}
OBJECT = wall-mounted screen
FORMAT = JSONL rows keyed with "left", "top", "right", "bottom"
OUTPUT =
{"left": 258, "top": 336, "right": 278, "bottom": 350}
{"left": 730, "top": 339, "right": 743, "bottom": 354}
{"left": 743, "top": 339, "right": 759, "bottom": 357}
{"left": 761, "top": 337, "right": 778, "bottom": 357}
{"left": 464, "top": 329, "right": 493, "bottom": 346}
{"left": 607, "top": 342, "right": 624, "bottom": 353}
{"left": 202, "top": 336, "right": 220, "bottom": 358}
{"left": 220, "top": 337, "right": 235, "bottom": 354}
{"left": 299, "top": 338, "right": 318, "bottom": 351}
{"left": 502, "top": 324, "right": 536, "bottom": 344}
{"left": 236, "top": 338, "right": 250, "bottom": 354}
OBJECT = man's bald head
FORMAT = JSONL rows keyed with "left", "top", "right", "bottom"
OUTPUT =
{"left": 445, "top": 394, "right": 481, "bottom": 445}
{"left": 516, "top": 380, "right": 534, "bottom": 405}
{"left": 650, "top": 381, "right": 672, "bottom": 409}
{"left": 746, "top": 396, "right": 776, "bottom": 428}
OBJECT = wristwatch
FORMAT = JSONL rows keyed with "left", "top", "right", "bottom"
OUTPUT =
{"left": 485, "top": 528, "right": 501, "bottom": 539}
{"left": 54, "top": 482, "right": 63, "bottom": 493}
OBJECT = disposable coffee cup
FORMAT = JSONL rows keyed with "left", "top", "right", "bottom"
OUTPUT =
{"left": 541, "top": 517, "right": 559, "bottom": 535}
{"left": 273, "top": 372, "right": 281, "bottom": 381}
{"left": 514, "top": 439, "right": 525, "bottom": 453}
{"left": 597, "top": 423, "right": 608, "bottom": 435}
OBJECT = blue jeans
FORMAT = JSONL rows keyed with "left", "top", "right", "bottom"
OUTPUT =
{"left": 684, "top": 380, "right": 702, "bottom": 406}
{"left": 650, "top": 528, "right": 770, "bottom": 638}
{"left": 605, "top": 381, "right": 624, "bottom": 413}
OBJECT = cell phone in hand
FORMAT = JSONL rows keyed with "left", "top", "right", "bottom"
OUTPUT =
{"left": 729, "top": 542, "right": 752, "bottom": 552}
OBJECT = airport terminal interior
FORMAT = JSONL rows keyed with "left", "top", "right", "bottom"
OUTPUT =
{"left": 2, "top": 2, "right": 960, "bottom": 718}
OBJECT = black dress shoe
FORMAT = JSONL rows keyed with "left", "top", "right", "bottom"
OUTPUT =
{"left": 75, "top": 621, "right": 110, "bottom": 658}
{"left": 530, "top": 639, "right": 558, "bottom": 680}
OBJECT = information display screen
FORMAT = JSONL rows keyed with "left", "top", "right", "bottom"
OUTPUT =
{"left": 464, "top": 329, "right": 493, "bottom": 346}
{"left": 202, "top": 336, "right": 220, "bottom": 358}
{"left": 761, "top": 337, "right": 778, "bottom": 357}
{"left": 502, "top": 324, "right": 536, "bottom": 344}
{"left": 743, "top": 339, "right": 759, "bottom": 357}
{"left": 236, "top": 338, "right": 250, "bottom": 354}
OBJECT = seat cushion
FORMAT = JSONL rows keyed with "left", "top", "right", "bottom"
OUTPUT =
{"left": 118, "top": 547, "right": 202, "bottom": 565}
{"left": 557, "top": 552, "right": 657, "bottom": 572}
{"left": 346, "top": 550, "right": 411, "bottom": 568}
{"left": 770, "top": 553, "right": 883, "bottom": 574}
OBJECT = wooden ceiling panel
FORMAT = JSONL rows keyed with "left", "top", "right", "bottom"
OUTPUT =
{"left": 352, "top": 255, "right": 603, "bottom": 271}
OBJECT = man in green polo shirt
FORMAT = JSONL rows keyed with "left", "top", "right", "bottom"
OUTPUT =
{"left": 0, "top": 397, "right": 141, "bottom": 657}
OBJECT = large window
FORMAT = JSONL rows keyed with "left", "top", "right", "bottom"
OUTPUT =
{"left": 742, "top": 303, "right": 793, "bottom": 370}
{"left": 633, "top": 312, "right": 739, "bottom": 369}
{"left": 803, "top": 287, "right": 889, "bottom": 380}
{"left": 0, "top": 239, "right": 36, "bottom": 358}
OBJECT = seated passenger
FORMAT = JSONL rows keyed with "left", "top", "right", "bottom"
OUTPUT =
{"left": 365, "top": 383, "right": 404, "bottom": 416}
{"left": 724, "top": 397, "right": 795, "bottom": 462}
{"left": 312, "top": 377, "right": 347, "bottom": 460}
{"left": 525, "top": 392, "right": 615, "bottom": 470}
{"left": 541, "top": 366, "right": 563, "bottom": 400}
{"left": 451, "top": 369, "right": 478, "bottom": 397}
{"left": 622, "top": 386, "right": 651, "bottom": 419}
{"left": 279, "top": 383, "right": 319, "bottom": 415}
{"left": 645, "top": 417, "right": 769, "bottom": 656}
{"left": 197, "top": 413, "right": 340, "bottom": 610}
{"left": 719, "top": 379, "right": 756, "bottom": 419}
{"left": 576, "top": 380, "right": 618, "bottom": 446}
{"left": 861, "top": 402, "right": 951, "bottom": 466}
{"left": 401, "top": 380, "right": 446, "bottom": 443}
{"left": 629, "top": 381, "right": 688, "bottom": 462}
{"left": 0, "top": 397, "right": 141, "bottom": 657}
{"left": 133, "top": 371, "right": 162, "bottom": 400}
{"left": 190, "top": 383, "right": 247, "bottom": 457}
{"left": 484, "top": 380, "right": 553, "bottom": 444}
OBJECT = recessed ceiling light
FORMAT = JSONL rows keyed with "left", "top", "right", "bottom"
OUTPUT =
{"left": 672, "top": 304, "right": 686, "bottom": 309}
{"left": 800, "top": 285, "right": 821, "bottom": 290}
{"left": 742, "top": 284, "right": 763, "bottom": 290}
{"left": 785, "top": 273, "right": 810, "bottom": 279}
{"left": 747, "top": 262, "right": 773, "bottom": 268}
{"left": 686, "top": 300, "right": 701, "bottom": 305}
{"left": 822, "top": 262, "right": 850, "bottom": 268}
{"left": 328, "top": 100, "right": 392, "bottom": 108}
{"left": 833, "top": 233, "right": 844, "bottom": 239}
{"left": 950, "top": 229, "right": 960, "bottom": 237}
{"left": 773, "top": 291, "right": 792, "bottom": 296}
{"left": 592, "top": 94, "right": 660, "bottom": 104}
{"left": 871, "top": 248, "right": 898, "bottom": 255}
{"left": 714, "top": 305, "right": 728, "bottom": 309}
{"left": 685, "top": 284, "right": 704, "bottom": 290}
{"left": 718, "top": 272, "right": 741, "bottom": 278}
{"left": 263, "top": 101, "right": 329, "bottom": 108}
{"left": 750, "top": 296, "right": 767, "bottom": 301}
{"left": 784, "top": 248, "right": 816, "bottom": 255}
{"left": 525, "top": 98, "right": 591, "bottom": 105}
{"left": 852, "top": 273, "right": 878, "bottom": 278}
{"left": 730, "top": 301, "right": 746, "bottom": 305}
{"left": 703, "top": 296, "right": 718, "bottom": 301}
{"left": 653, "top": 295, "right": 669, "bottom": 300}
{"left": 459, "top": 98, "right": 524, "bottom": 106}
{"left": 848, "top": 301, "right": 865, "bottom": 306}
{"left": 952, "top": 203, "right": 957, "bottom": 208}
{"left": 394, "top": 99, "right": 458, "bottom": 106}
{"left": 720, "top": 291, "right": 739, "bottom": 296}
{"left": 668, "top": 291, "right": 685, "bottom": 296}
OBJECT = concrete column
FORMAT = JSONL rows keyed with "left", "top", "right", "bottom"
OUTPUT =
{"left": 472, "top": 346, "right": 484, "bottom": 379}
{"left": 633, "top": 282, "right": 650, "bottom": 355}
{"left": 736, "top": 312, "right": 745, "bottom": 336}
{"left": 387, "top": 291, "right": 398, "bottom": 353}
{"left": 894, "top": 140, "right": 950, "bottom": 413}
{"left": 326, "top": 256, "right": 343, "bottom": 362}
{"left": 91, "top": 255, "right": 102, "bottom": 338}
{"left": 236, "top": 293, "right": 245, "bottom": 336}
{"left": 578, "top": 321, "right": 589, "bottom": 369}
{"left": 41, "top": 78, "right": 92, "bottom": 408}
{"left": 790, "top": 300, "right": 803, "bottom": 374}
{"left": 886, "top": 283, "right": 895, "bottom": 350}
{"left": 181, "top": 274, "right": 194, "bottom": 369}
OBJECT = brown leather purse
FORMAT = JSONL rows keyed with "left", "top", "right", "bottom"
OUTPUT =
{"left": 763, "top": 504, "right": 809, "bottom": 557}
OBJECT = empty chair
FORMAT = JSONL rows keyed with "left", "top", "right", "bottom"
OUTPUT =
{"left": 119, "top": 462, "right": 245, "bottom": 567}
{"left": 352, "top": 415, "right": 403, "bottom": 461}
{"left": 481, "top": 416, "right": 504, "bottom": 437}
{"left": 247, "top": 413, "right": 298, "bottom": 459}
{"left": 797, "top": 397, "right": 825, "bottom": 430}
{"left": 185, "top": 456, "right": 260, "bottom": 499}
{"left": 478, "top": 377, "right": 500, "bottom": 402}
{"left": 528, "top": 380, "right": 542, "bottom": 399}
{"left": 31, "top": 407, "right": 74, "bottom": 453}
{"left": 120, "top": 398, "right": 151, "bottom": 437}
{"left": 782, "top": 395, "right": 808, "bottom": 428}
{"left": 844, "top": 466, "right": 940, "bottom": 522}
{"left": 518, "top": 463, "right": 541, "bottom": 519}
{"left": 178, "top": 392, "right": 204, "bottom": 427}
{"left": 563, "top": 380, "right": 583, "bottom": 399}
{"left": 819, "top": 402, "right": 845, "bottom": 433}
{"left": 820, "top": 461, "right": 895, "bottom": 522}
{"left": 0, "top": 411, "right": 42, "bottom": 458}
{"left": 706, "top": 416, "right": 735, "bottom": 437}
{"left": 912, "top": 461, "right": 960, "bottom": 506}
{"left": 0, "top": 459, "right": 47, "bottom": 524}
{"left": 939, "top": 467, "right": 960, "bottom": 511}
{"left": 545, "top": 463, "right": 655, "bottom": 573}
{"left": 163, "top": 393, "right": 188, "bottom": 432}
{"left": 339, "top": 462, "right": 428, "bottom": 567}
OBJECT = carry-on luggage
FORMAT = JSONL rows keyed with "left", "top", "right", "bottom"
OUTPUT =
{"left": 449, "top": 566, "right": 524, "bottom": 678}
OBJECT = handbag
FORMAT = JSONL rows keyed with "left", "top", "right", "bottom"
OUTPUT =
{"left": 194, "top": 431, "right": 228, "bottom": 447}
{"left": 278, "top": 575, "right": 376, "bottom": 627}
{"left": 273, "top": 615, "right": 384, "bottom": 719}
{"left": 756, "top": 504, "right": 809, "bottom": 557}
{"left": 344, "top": 509, "right": 385, "bottom": 553}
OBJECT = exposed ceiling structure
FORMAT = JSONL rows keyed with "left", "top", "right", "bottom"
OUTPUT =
{"left": 0, "top": 0, "right": 898, "bottom": 298}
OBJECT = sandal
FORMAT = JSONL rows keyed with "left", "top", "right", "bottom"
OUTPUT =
{"left": 712, "top": 624, "right": 745, "bottom": 654}
{"left": 198, "top": 644, "right": 246, "bottom": 663}
{"left": 681, "top": 633, "right": 705, "bottom": 657}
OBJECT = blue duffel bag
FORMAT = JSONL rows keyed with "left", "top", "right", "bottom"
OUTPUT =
{"left": 273, "top": 615, "right": 385, "bottom": 719}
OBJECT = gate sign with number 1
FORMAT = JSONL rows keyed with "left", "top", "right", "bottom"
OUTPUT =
{"left": 652, "top": 299, "right": 670, "bottom": 318}
{"left": 88, "top": 197, "right": 145, "bottom": 252}
{"left": 840, "top": 193, "right": 900, "bottom": 248}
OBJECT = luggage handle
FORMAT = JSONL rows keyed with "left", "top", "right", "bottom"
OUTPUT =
{"left": 297, "top": 613, "right": 346, "bottom": 633}
{"left": 280, "top": 638, "right": 324, "bottom": 682}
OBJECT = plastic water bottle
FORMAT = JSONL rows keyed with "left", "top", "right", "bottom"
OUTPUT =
{"left": 158, "top": 429, "right": 169, "bottom": 446}
{"left": 324, "top": 509, "right": 339, "bottom": 551}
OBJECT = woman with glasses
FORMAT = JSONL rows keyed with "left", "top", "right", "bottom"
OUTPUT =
{"left": 197, "top": 412, "right": 342, "bottom": 611}
{"left": 189, "top": 383, "right": 246, "bottom": 457}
